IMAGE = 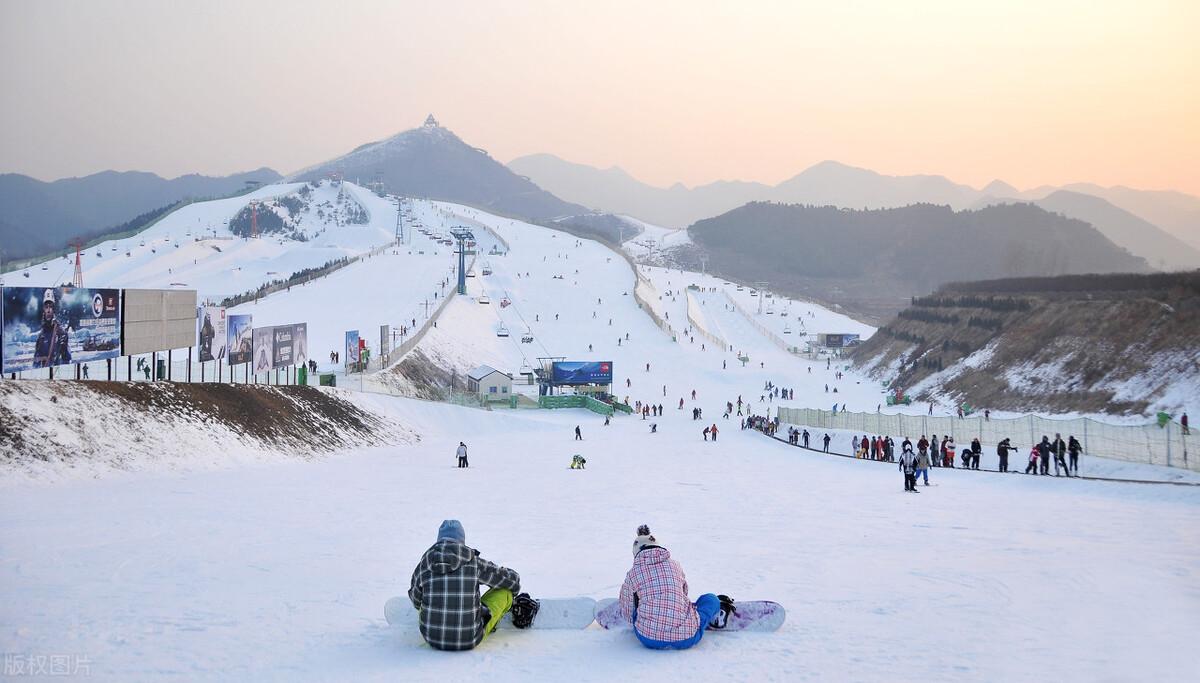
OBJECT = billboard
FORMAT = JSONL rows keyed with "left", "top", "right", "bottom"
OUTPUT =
{"left": 2, "top": 286, "right": 121, "bottom": 373}
{"left": 197, "top": 306, "right": 227, "bottom": 363}
{"left": 550, "top": 361, "right": 613, "bottom": 385}
{"left": 253, "top": 327, "right": 274, "bottom": 374}
{"left": 819, "top": 333, "right": 860, "bottom": 348}
{"left": 272, "top": 325, "right": 294, "bottom": 369}
{"left": 345, "top": 330, "right": 359, "bottom": 363}
{"left": 293, "top": 323, "right": 308, "bottom": 367}
{"left": 227, "top": 314, "right": 253, "bottom": 365}
{"left": 123, "top": 289, "right": 197, "bottom": 355}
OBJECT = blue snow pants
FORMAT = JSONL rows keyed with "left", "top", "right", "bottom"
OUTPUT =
{"left": 634, "top": 593, "right": 721, "bottom": 650}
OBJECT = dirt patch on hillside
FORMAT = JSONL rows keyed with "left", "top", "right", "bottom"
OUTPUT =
{"left": 0, "top": 381, "right": 418, "bottom": 478}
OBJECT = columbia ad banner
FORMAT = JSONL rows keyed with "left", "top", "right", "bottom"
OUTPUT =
{"left": 227, "top": 314, "right": 253, "bottom": 365}
{"left": 550, "top": 361, "right": 613, "bottom": 385}
{"left": 197, "top": 306, "right": 227, "bottom": 363}
{"left": 2, "top": 286, "right": 120, "bottom": 374}
{"left": 345, "top": 330, "right": 359, "bottom": 364}
{"left": 253, "top": 326, "right": 274, "bottom": 374}
{"left": 293, "top": 323, "right": 308, "bottom": 367}
{"left": 272, "top": 324, "right": 294, "bottom": 369}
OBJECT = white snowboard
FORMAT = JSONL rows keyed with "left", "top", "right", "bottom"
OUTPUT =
{"left": 386, "top": 596, "right": 597, "bottom": 629}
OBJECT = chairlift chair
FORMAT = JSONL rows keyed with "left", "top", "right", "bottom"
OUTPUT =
{"left": 496, "top": 324, "right": 509, "bottom": 337}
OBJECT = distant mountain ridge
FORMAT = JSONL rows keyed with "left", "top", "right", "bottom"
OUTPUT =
{"left": 680, "top": 201, "right": 1151, "bottom": 322}
{"left": 289, "top": 119, "right": 586, "bottom": 221}
{"left": 507, "top": 155, "right": 1200, "bottom": 270}
{"left": 0, "top": 168, "right": 281, "bottom": 262}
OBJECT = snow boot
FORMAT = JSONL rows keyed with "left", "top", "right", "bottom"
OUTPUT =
{"left": 510, "top": 593, "right": 539, "bottom": 629}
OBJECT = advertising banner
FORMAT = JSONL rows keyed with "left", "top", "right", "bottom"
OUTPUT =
{"left": 122, "top": 289, "right": 197, "bottom": 355}
{"left": 272, "top": 324, "right": 294, "bottom": 369}
{"left": 227, "top": 314, "right": 253, "bottom": 365}
{"left": 550, "top": 361, "right": 613, "bottom": 385}
{"left": 253, "top": 327, "right": 274, "bottom": 374}
{"left": 345, "top": 330, "right": 359, "bottom": 364}
{"left": 2, "top": 286, "right": 121, "bottom": 373}
{"left": 293, "top": 323, "right": 308, "bottom": 367}
{"left": 197, "top": 306, "right": 227, "bottom": 363}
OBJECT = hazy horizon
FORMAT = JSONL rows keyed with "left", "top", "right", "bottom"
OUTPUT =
{"left": 2, "top": 0, "right": 1197, "bottom": 196}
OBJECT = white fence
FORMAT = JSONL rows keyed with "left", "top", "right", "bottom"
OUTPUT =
{"left": 776, "top": 407, "right": 1196, "bottom": 471}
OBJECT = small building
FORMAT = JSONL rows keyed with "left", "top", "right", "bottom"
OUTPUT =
{"left": 468, "top": 365, "right": 512, "bottom": 400}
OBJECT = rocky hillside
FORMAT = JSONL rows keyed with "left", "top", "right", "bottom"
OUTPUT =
{"left": 852, "top": 271, "right": 1200, "bottom": 415}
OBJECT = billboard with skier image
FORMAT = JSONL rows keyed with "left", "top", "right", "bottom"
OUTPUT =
{"left": 227, "top": 314, "right": 253, "bottom": 365}
{"left": 293, "top": 323, "right": 308, "bottom": 368}
{"left": 551, "top": 361, "right": 612, "bottom": 385}
{"left": 345, "top": 330, "right": 359, "bottom": 364}
{"left": 2, "top": 286, "right": 121, "bottom": 374}
{"left": 197, "top": 306, "right": 227, "bottom": 363}
{"left": 253, "top": 327, "right": 274, "bottom": 374}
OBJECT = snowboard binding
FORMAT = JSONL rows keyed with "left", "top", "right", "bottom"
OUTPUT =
{"left": 510, "top": 592, "right": 540, "bottom": 629}
{"left": 709, "top": 594, "right": 736, "bottom": 629}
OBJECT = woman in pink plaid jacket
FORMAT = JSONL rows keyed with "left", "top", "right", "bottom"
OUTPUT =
{"left": 619, "top": 525, "right": 725, "bottom": 649}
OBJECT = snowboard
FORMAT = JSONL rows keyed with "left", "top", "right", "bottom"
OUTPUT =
{"left": 593, "top": 597, "right": 785, "bottom": 632}
{"left": 385, "top": 596, "right": 597, "bottom": 630}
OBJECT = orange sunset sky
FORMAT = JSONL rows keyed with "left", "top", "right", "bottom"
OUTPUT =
{"left": 2, "top": 0, "right": 1197, "bottom": 195}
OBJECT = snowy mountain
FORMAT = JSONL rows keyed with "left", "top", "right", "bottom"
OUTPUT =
{"left": 290, "top": 118, "right": 586, "bottom": 221}
{"left": 2, "top": 192, "right": 1198, "bottom": 682}
{"left": 0, "top": 168, "right": 281, "bottom": 261}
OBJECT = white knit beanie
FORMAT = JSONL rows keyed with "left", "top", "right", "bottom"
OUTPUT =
{"left": 632, "top": 524, "right": 660, "bottom": 557}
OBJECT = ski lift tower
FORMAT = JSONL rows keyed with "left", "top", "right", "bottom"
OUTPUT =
{"left": 450, "top": 228, "right": 475, "bottom": 294}
{"left": 755, "top": 281, "right": 769, "bottom": 314}
{"left": 395, "top": 201, "right": 404, "bottom": 246}
{"left": 70, "top": 238, "right": 85, "bottom": 287}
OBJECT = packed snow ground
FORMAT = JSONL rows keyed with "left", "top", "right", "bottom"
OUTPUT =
{"left": 2, "top": 188, "right": 1199, "bottom": 681}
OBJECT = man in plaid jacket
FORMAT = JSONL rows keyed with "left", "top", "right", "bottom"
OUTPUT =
{"left": 409, "top": 520, "right": 521, "bottom": 651}
{"left": 619, "top": 525, "right": 725, "bottom": 649}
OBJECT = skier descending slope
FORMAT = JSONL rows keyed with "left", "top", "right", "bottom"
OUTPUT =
{"left": 619, "top": 525, "right": 733, "bottom": 649}
{"left": 408, "top": 520, "right": 521, "bottom": 650}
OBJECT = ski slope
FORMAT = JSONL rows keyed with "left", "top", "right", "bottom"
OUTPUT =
{"left": 2, "top": 192, "right": 1198, "bottom": 681}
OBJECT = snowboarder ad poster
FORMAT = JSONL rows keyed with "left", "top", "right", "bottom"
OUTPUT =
{"left": 197, "top": 306, "right": 227, "bottom": 363}
{"left": 1, "top": 286, "right": 121, "bottom": 374}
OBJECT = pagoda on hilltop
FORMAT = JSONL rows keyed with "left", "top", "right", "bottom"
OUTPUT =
{"left": 424, "top": 114, "right": 439, "bottom": 127}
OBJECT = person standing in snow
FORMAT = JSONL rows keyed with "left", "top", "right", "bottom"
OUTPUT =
{"left": 408, "top": 520, "right": 522, "bottom": 651}
{"left": 823, "top": 433, "right": 831, "bottom": 452}
{"left": 1067, "top": 435, "right": 1082, "bottom": 476}
{"left": 619, "top": 525, "right": 732, "bottom": 649}
{"left": 1051, "top": 433, "right": 1069, "bottom": 476}
{"left": 456, "top": 442, "right": 469, "bottom": 468}
{"left": 1025, "top": 444, "right": 1041, "bottom": 474}
{"left": 575, "top": 425, "right": 582, "bottom": 441}
{"left": 944, "top": 437, "right": 956, "bottom": 468}
{"left": 1032, "top": 436, "right": 1051, "bottom": 472}
{"left": 1036, "top": 436, "right": 1052, "bottom": 475}
{"left": 899, "top": 447, "right": 919, "bottom": 492}
{"left": 914, "top": 442, "right": 931, "bottom": 486}
{"left": 997, "top": 438, "right": 1017, "bottom": 473}
{"left": 710, "top": 424, "right": 718, "bottom": 442}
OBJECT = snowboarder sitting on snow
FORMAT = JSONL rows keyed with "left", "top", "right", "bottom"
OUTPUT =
{"left": 571, "top": 454, "right": 586, "bottom": 469}
{"left": 408, "top": 520, "right": 523, "bottom": 651}
{"left": 620, "top": 525, "right": 733, "bottom": 649}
